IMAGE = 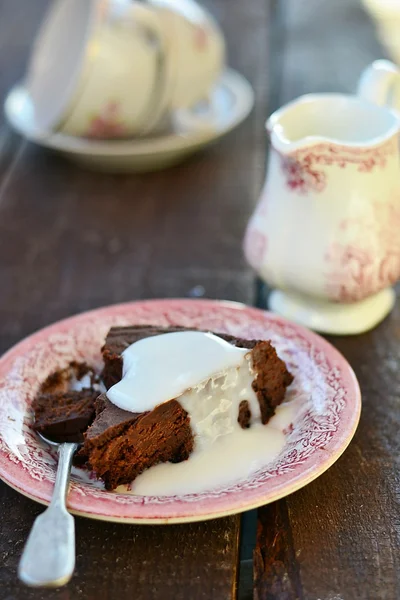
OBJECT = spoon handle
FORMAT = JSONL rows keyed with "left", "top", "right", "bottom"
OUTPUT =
{"left": 18, "top": 442, "right": 78, "bottom": 587}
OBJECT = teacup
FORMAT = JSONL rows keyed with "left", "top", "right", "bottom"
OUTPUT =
{"left": 152, "top": 0, "right": 225, "bottom": 110}
{"left": 25, "top": 0, "right": 225, "bottom": 139}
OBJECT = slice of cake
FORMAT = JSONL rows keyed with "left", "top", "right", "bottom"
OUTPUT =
{"left": 79, "top": 395, "right": 193, "bottom": 490}
{"left": 32, "top": 390, "right": 97, "bottom": 443}
{"left": 80, "top": 326, "right": 293, "bottom": 490}
{"left": 32, "top": 362, "right": 99, "bottom": 443}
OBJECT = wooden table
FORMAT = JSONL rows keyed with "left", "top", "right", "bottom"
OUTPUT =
{"left": 0, "top": 1, "right": 399, "bottom": 598}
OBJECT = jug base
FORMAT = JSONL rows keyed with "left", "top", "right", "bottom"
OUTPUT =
{"left": 269, "top": 287, "right": 395, "bottom": 335}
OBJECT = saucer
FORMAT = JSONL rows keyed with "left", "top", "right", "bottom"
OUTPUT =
{"left": 4, "top": 69, "right": 254, "bottom": 172}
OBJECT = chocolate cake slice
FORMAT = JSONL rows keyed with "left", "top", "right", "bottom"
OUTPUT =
{"left": 102, "top": 325, "right": 293, "bottom": 423}
{"left": 32, "top": 361, "right": 99, "bottom": 443}
{"left": 40, "top": 361, "right": 98, "bottom": 395}
{"left": 80, "top": 395, "right": 193, "bottom": 490}
{"left": 32, "top": 389, "right": 97, "bottom": 443}
{"left": 80, "top": 325, "right": 293, "bottom": 490}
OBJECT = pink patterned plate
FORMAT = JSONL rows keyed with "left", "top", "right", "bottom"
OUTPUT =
{"left": 0, "top": 299, "right": 361, "bottom": 524}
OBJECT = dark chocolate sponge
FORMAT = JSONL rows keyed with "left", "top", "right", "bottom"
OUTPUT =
{"left": 81, "top": 325, "right": 293, "bottom": 490}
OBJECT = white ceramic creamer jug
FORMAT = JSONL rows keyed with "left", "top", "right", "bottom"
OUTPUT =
{"left": 244, "top": 93, "right": 400, "bottom": 334}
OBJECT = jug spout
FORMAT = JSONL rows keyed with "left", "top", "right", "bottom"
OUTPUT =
{"left": 267, "top": 93, "right": 399, "bottom": 155}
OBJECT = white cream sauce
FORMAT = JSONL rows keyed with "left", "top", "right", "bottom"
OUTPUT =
{"left": 120, "top": 402, "right": 295, "bottom": 496}
{"left": 106, "top": 331, "right": 249, "bottom": 413}
{"left": 105, "top": 331, "right": 295, "bottom": 496}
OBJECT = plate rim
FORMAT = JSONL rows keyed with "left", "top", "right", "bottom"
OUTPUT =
{"left": 0, "top": 298, "right": 361, "bottom": 524}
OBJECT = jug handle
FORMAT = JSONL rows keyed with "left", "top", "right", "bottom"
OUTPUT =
{"left": 357, "top": 59, "right": 400, "bottom": 108}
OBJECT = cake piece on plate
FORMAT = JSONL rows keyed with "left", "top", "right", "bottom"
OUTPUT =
{"left": 32, "top": 361, "right": 99, "bottom": 443}
{"left": 80, "top": 326, "right": 293, "bottom": 490}
{"left": 33, "top": 389, "right": 97, "bottom": 444}
{"left": 80, "top": 394, "right": 193, "bottom": 491}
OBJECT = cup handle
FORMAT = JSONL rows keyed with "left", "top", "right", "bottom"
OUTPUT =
{"left": 357, "top": 59, "right": 400, "bottom": 109}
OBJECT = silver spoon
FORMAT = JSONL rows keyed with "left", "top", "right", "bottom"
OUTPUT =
{"left": 18, "top": 435, "right": 78, "bottom": 587}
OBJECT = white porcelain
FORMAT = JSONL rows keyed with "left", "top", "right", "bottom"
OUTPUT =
{"left": 361, "top": 1, "right": 400, "bottom": 60}
{"left": 269, "top": 288, "right": 396, "bottom": 336}
{"left": 358, "top": 59, "right": 400, "bottom": 110}
{"left": 25, "top": 0, "right": 225, "bottom": 139}
{"left": 244, "top": 93, "right": 400, "bottom": 335}
{"left": 5, "top": 70, "right": 254, "bottom": 172}
{"left": 25, "top": 0, "right": 97, "bottom": 135}
{"left": 26, "top": 0, "right": 163, "bottom": 137}
{"left": 150, "top": 0, "right": 225, "bottom": 110}
{"left": 378, "top": 29, "right": 400, "bottom": 68}
{"left": 361, "top": 1, "right": 400, "bottom": 66}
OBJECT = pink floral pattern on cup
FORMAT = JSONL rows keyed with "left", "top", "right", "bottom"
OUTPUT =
{"left": 325, "top": 199, "right": 400, "bottom": 302}
{"left": 243, "top": 189, "right": 269, "bottom": 271}
{"left": 86, "top": 101, "right": 126, "bottom": 139}
{"left": 193, "top": 24, "right": 208, "bottom": 51}
{"left": 243, "top": 227, "right": 267, "bottom": 271}
{"left": 279, "top": 138, "right": 397, "bottom": 195}
{"left": 280, "top": 152, "right": 326, "bottom": 194}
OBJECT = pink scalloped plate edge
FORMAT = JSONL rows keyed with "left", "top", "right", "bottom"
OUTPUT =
{"left": 0, "top": 299, "right": 361, "bottom": 523}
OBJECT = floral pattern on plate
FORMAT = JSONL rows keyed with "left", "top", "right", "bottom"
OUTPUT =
{"left": 0, "top": 299, "right": 361, "bottom": 523}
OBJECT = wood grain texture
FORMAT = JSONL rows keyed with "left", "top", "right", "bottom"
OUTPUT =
{"left": 280, "top": 306, "right": 400, "bottom": 600}
{"left": 0, "top": 1, "right": 50, "bottom": 181}
{"left": 254, "top": 502, "right": 301, "bottom": 600}
{"left": 255, "top": 2, "right": 400, "bottom": 599}
{"left": 0, "top": 485, "right": 240, "bottom": 600}
{"left": 275, "top": 0, "right": 386, "bottom": 106}
{"left": 0, "top": 0, "right": 269, "bottom": 351}
{"left": 0, "top": 0, "right": 269, "bottom": 598}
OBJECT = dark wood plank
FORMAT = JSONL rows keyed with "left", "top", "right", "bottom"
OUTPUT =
{"left": 276, "top": 0, "right": 386, "bottom": 105}
{"left": 281, "top": 307, "right": 400, "bottom": 600}
{"left": 0, "top": 0, "right": 270, "bottom": 350}
{"left": 0, "top": 0, "right": 50, "bottom": 181}
{"left": 254, "top": 502, "right": 301, "bottom": 600}
{"left": 0, "top": 0, "right": 50, "bottom": 111}
{"left": 256, "top": 344, "right": 400, "bottom": 600}
{"left": 1, "top": 485, "right": 240, "bottom": 600}
{"left": 255, "top": 2, "right": 400, "bottom": 598}
{"left": 0, "top": 0, "right": 270, "bottom": 598}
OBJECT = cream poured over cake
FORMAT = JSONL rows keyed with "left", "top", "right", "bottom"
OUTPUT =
{"left": 77, "top": 325, "right": 294, "bottom": 491}
{"left": 107, "top": 331, "right": 256, "bottom": 415}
